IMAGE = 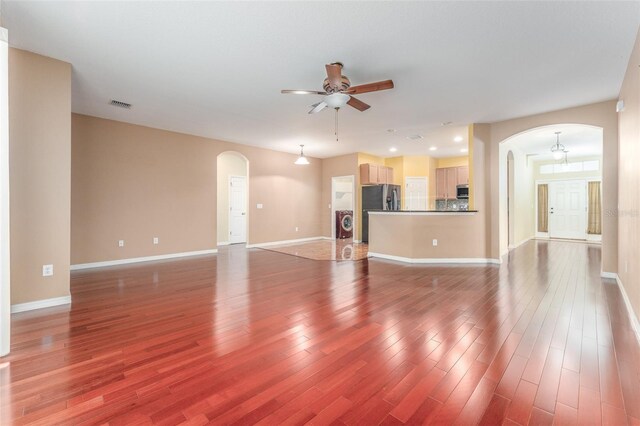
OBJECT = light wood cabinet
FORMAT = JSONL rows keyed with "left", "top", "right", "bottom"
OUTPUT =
{"left": 436, "top": 168, "right": 447, "bottom": 199}
{"left": 435, "top": 165, "right": 469, "bottom": 199}
{"left": 360, "top": 163, "right": 394, "bottom": 185}
{"left": 456, "top": 166, "right": 469, "bottom": 185}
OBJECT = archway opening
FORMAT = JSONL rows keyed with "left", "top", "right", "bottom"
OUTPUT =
{"left": 217, "top": 151, "right": 249, "bottom": 246}
{"left": 499, "top": 124, "right": 603, "bottom": 257}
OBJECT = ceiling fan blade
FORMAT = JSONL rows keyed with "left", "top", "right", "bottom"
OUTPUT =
{"left": 347, "top": 96, "right": 370, "bottom": 112}
{"left": 345, "top": 79, "right": 394, "bottom": 95}
{"left": 281, "top": 89, "right": 327, "bottom": 95}
{"left": 308, "top": 102, "right": 327, "bottom": 114}
{"left": 325, "top": 63, "right": 342, "bottom": 89}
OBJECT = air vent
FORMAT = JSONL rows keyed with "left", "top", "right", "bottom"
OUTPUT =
{"left": 406, "top": 134, "right": 423, "bottom": 140}
{"left": 109, "top": 99, "right": 132, "bottom": 109}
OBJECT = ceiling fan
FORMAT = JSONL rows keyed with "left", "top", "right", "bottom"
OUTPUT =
{"left": 281, "top": 62, "right": 394, "bottom": 114}
{"left": 281, "top": 62, "right": 394, "bottom": 141}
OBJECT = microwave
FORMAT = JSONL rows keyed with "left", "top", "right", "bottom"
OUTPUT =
{"left": 456, "top": 185, "right": 469, "bottom": 199}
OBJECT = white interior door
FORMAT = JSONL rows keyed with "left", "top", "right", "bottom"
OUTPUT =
{"left": 549, "top": 180, "right": 586, "bottom": 240}
{"left": 229, "top": 176, "right": 247, "bottom": 243}
{"left": 405, "top": 177, "right": 428, "bottom": 210}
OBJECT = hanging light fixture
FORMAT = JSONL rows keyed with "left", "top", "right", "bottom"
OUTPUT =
{"left": 294, "top": 144, "right": 309, "bottom": 165}
{"left": 550, "top": 131, "right": 568, "bottom": 160}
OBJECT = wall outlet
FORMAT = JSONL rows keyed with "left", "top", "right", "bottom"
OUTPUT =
{"left": 118, "top": 240, "right": 125, "bottom": 247}
{"left": 432, "top": 239, "right": 438, "bottom": 247}
{"left": 42, "top": 264, "right": 53, "bottom": 277}
{"left": 295, "top": 227, "right": 299, "bottom": 232}
{"left": 256, "top": 203, "right": 263, "bottom": 209}
{"left": 328, "top": 204, "right": 331, "bottom": 209}
{"left": 153, "top": 237, "right": 159, "bottom": 245}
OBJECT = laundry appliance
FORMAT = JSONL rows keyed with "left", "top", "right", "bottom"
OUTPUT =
{"left": 336, "top": 210, "right": 353, "bottom": 239}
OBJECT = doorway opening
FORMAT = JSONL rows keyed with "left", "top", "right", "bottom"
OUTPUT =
{"left": 499, "top": 124, "right": 603, "bottom": 256}
{"left": 405, "top": 177, "right": 428, "bottom": 211}
{"left": 507, "top": 151, "right": 515, "bottom": 248}
{"left": 217, "top": 152, "right": 249, "bottom": 246}
{"left": 331, "top": 175, "right": 355, "bottom": 239}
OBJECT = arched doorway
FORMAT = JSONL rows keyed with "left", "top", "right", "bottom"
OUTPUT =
{"left": 498, "top": 124, "right": 603, "bottom": 257}
{"left": 507, "top": 151, "right": 515, "bottom": 248}
{"left": 217, "top": 152, "right": 249, "bottom": 246}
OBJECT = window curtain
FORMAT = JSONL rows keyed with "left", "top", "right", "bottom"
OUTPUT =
{"left": 537, "top": 184, "right": 548, "bottom": 232}
{"left": 588, "top": 181, "right": 602, "bottom": 235}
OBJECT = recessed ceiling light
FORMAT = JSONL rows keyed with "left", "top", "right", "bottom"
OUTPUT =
{"left": 429, "top": 146, "right": 437, "bottom": 151}
{"left": 407, "top": 134, "right": 423, "bottom": 140}
{"left": 460, "top": 148, "right": 468, "bottom": 153}
{"left": 387, "top": 129, "right": 396, "bottom": 133}
{"left": 389, "top": 147, "right": 397, "bottom": 153}
{"left": 454, "top": 136, "right": 463, "bottom": 142}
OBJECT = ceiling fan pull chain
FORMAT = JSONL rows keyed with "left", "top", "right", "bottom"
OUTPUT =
{"left": 335, "top": 107, "right": 339, "bottom": 141}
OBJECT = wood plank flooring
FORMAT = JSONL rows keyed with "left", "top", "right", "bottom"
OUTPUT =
{"left": 1, "top": 240, "right": 639, "bottom": 425}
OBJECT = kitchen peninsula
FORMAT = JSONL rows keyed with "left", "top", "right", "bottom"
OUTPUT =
{"left": 366, "top": 210, "right": 499, "bottom": 264}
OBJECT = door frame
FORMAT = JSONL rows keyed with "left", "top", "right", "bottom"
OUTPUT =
{"left": 331, "top": 175, "right": 356, "bottom": 240}
{"left": 405, "top": 176, "right": 428, "bottom": 211}
{"left": 228, "top": 175, "right": 248, "bottom": 244}
{"left": 0, "top": 27, "right": 9, "bottom": 357}
{"left": 535, "top": 177, "right": 601, "bottom": 241}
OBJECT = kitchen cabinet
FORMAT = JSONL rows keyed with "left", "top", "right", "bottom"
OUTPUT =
{"left": 436, "top": 168, "right": 447, "bottom": 199}
{"left": 446, "top": 167, "right": 458, "bottom": 200}
{"left": 360, "top": 163, "right": 394, "bottom": 185}
{"left": 456, "top": 166, "right": 469, "bottom": 185}
{"left": 435, "top": 165, "right": 468, "bottom": 199}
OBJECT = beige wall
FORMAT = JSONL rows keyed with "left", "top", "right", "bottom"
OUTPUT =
{"left": 71, "top": 114, "right": 323, "bottom": 264}
{"left": 217, "top": 152, "right": 248, "bottom": 244}
{"left": 9, "top": 49, "right": 71, "bottom": 304}
{"left": 489, "top": 100, "right": 619, "bottom": 272}
{"left": 320, "top": 153, "right": 358, "bottom": 237}
{"left": 368, "top": 213, "right": 489, "bottom": 259}
{"left": 617, "top": 28, "right": 640, "bottom": 322}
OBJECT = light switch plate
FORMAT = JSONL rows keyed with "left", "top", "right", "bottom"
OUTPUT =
{"left": 257, "top": 204, "right": 263, "bottom": 209}
{"left": 432, "top": 239, "right": 438, "bottom": 247}
{"left": 118, "top": 240, "right": 125, "bottom": 247}
{"left": 153, "top": 237, "right": 159, "bottom": 245}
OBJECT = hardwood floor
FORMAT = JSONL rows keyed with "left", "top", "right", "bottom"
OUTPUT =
{"left": 260, "top": 239, "right": 368, "bottom": 261}
{"left": 1, "top": 240, "right": 639, "bottom": 425}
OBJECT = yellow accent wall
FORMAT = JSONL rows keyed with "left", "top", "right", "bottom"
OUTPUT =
{"left": 436, "top": 156, "right": 469, "bottom": 168}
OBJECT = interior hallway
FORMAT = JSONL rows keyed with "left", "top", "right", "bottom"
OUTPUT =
{"left": 1, "top": 241, "right": 639, "bottom": 425}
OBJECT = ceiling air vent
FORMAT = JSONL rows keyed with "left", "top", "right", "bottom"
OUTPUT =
{"left": 109, "top": 99, "right": 132, "bottom": 109}
{"left": 406, "top": 134, "right": 423, "bottom": 140}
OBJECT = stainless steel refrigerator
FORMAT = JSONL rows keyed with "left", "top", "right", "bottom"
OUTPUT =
{"left": 361, "top": 184, "right": 401, "bottom": 243}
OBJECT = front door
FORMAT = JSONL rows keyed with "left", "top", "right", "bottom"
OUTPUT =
{"left": 229, "top": 176, "right": 247, "bottom": 244}
{"left": 549, "top": 180, "right": 586, "bottom": 240}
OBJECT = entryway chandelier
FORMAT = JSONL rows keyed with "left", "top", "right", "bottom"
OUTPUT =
{"left": 550, "top": 131, "right": 568, "bottom": 161}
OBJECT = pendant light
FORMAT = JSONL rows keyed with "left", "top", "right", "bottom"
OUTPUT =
{"left": 294, "top": 144, "right": 309, "bottom": 165}
{"left": 550, "top": 131, "right": 568, "bottom": 160}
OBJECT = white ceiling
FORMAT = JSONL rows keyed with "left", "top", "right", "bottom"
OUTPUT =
{"left": 503, "top": 124, "right": 603, "bottom": 161}
{"left": 1, "top": 1, "right": 638, "bottom": 159}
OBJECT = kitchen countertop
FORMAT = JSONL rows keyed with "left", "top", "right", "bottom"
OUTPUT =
{"left": 368, "top": 210, "right": 478, "bottom": 214}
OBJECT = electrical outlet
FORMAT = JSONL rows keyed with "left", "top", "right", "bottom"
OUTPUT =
{"left": 256, "top": 203, "right": 263, "bottom": 209}
{"left": 118, "top": 240, "right": 125, "bottom": 247}
{"left": 328, "top": 204, "right": 331, "bottom": 209}
{"left": 153, "top": 237, "right": 159, "bottom": 245}
{"left": 42, "top": 264, "right": 53, "bottom": 277}
{"left": 432, "top": 239, "right": 438, "bottom": 247}
{"left": 295, "top": 227, "right": 299, "bottom": 232}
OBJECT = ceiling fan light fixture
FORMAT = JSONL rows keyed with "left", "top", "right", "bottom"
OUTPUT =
{"left": 324, "top": 93, "right": 350, "bottom": 109}
{"left": 294, "top": 144, "right": 310, "bottom": 165}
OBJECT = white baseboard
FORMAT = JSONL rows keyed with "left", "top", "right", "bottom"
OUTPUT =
{"left": 612, "top": 274, "right": 640, "bottom": 344}
{"left": 217, "top": 241, "right": 231, "bottom": 246}
{"left": 246, "top": 236, "right": 326, "bottom": 248}
{"left": 600, "top": 271, "right": 617, "bottom": 279}
{"left": 11, "top": 295, "right": 71, "bottom": 313}
{"left": 70, "top": 249, "right": 218, "bottom": 271}
{"left": 367, "top": 252, "right": 501, "bottom": 265}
